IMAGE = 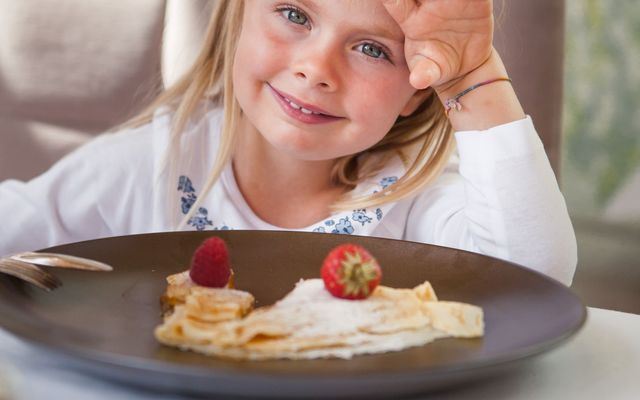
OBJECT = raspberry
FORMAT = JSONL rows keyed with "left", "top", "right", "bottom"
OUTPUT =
{"left": 189, "top": 237, "right": 232, "bottom": 288}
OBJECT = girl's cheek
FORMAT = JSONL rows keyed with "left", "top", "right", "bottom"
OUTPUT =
{"left": 263, "top": 18, "right": 299, "bottom": 42}
{"left": 351, "top": 72, "right": 413, "bottom": 114}
{"left": 260, "top": 14, "right": 303, "bottom": 49}
{"left": 246, "top": 23, "right": 292, "bottom": 73}
{"left": 346, "top": 54, "right": 412, "bottom": 92}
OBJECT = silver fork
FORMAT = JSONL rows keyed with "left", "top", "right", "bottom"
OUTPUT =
{"left": 9, "top": 252, "right": 113, "bottom": 271}
{"left": 0, "top": 252, "right": 113, "bottom": 291}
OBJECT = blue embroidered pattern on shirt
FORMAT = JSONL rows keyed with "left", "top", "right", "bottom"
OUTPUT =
{"left": 332, "top": 217, "right": 354, "bottom": 234}
{"left": 352, "top": 209, "right": 372, "bottom": 226}
{"left": 189, "top": 207, "right": 213, "bottom": 231}
{"left": 177, "top": 175, "right": 214, "bottom": 231}
{"left": 178, "top": 175, "right": 195, "bottom": 193}
{"left": 178, "top": 176, "right": 197, "bottom": 214}
{"left": 310, "top": 174, "right": 400, "bottom": 233}
{"left": 313, "top": 217, "right": 355, "bottom": 234}
{"left": 312, "top": 218, "right": 337, "bottom": 233}
{"left": 380, "top": 176, "right": 398, "bottom": 189}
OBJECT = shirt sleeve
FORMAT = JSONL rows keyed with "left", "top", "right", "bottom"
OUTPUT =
{"left": 404, "top": 117, "right": 577, "bottom": 286}
{"left": 0, "top": 126, "right": 155, "bottom": 257}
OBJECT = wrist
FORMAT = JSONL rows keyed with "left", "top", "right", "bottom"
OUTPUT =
{"left": 434, "top": 48, "right": 507, "bottom": 100}
{"left": 433, "top": 48, "right": 526, "bottom": 131}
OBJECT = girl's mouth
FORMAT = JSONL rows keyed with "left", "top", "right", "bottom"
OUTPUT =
{"left": 267, "top": 83, "right": 344, "bottom": 125}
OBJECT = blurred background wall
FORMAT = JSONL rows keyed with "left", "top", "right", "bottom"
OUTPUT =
{"left": 563, "top": 0, "right": 640, "bottom": 313}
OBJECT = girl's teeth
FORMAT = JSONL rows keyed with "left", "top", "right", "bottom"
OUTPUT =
{"left": 287, "top": 99, "right": 320, "bottom": 115}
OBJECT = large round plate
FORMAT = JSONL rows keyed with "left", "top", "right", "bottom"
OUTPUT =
{"left": 0, "top": 231, "right": 586, "bottom": 398}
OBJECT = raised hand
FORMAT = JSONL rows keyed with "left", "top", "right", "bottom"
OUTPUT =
{"left": 382, "top": 0, "right": 494, "bottom": 90}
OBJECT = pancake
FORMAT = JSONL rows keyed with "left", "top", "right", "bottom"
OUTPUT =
{"left": 155, "top": 278, "right": 483, "bottom": 360}
{"left": 159, "top": 270, "right": 253, "bottom": 322}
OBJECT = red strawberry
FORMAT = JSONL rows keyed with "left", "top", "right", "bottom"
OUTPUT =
{"left": 189, "top": 237, "right": 232, "bottom": 288}
{"left": 320, "top": 243, "right": 382, "bottom": 300}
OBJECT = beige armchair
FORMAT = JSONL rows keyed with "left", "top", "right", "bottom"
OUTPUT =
{"left": 0, "top": 0, "right": 565, "bottom": 181}
{"left": 0, "top": 0, "right": 212, "bottom": 182}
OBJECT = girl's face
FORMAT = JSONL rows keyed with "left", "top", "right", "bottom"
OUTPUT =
{"left": 233, "top": 0, "right": 425, "bottom": 161}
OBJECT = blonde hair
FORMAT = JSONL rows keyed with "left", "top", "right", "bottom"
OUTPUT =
{"left": 128, "top": 0, "right": 454, "bottom": 228}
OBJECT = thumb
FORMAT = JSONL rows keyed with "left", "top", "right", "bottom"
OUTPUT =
{"left": 409, "top": 56, "right": 442, "bottom": 89}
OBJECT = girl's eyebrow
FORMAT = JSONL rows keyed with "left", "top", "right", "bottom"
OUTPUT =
{"left": 295, "top": 0, "right": 319, "bottom": 14}
{"left": 363, "top": 23, "right": 404, "bottom": 43}
{"left": 350, "top": 19, "right": 404, "bottom": 45}
{"left": 294, "top": 0, "right": 404, "bottom": 44}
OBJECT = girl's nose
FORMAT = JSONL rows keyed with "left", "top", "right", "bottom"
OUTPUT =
{"left": 290, "top": 41, "right": 339, "bottom": 91}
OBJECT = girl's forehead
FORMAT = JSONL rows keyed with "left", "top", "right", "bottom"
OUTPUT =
{"left": 253, "top": 0, "right": 404, "bottom": 41}
{"left": 337, "top": 0, "right": 404, "bottom": 37}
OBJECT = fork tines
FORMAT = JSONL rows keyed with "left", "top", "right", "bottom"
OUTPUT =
{"left": 0, "top": 258, "right": 62, "bottom": 291}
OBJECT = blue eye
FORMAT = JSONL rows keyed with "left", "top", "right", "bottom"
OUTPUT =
{"left": 356, "top": 43, "right": 389, "bottom": 60}
{"left": 362, "top": 43, "right": 383, "bottom": 58}
{"left": 281, "top": 7, "right": 308, "bottom": 25}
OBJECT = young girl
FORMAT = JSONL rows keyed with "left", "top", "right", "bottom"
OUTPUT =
{"left": 0, "top": 0, "right": 577, "bottom": 285}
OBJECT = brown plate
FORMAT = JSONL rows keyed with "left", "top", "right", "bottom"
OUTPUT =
{"left": 0, "top": 231, "right": 586, "bottom": 398}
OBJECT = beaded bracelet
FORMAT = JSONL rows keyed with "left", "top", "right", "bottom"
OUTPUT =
{"left": 444, "top": 77, "right": 512, "bottom": 116}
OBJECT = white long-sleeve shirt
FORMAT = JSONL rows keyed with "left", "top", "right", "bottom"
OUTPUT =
{"left": 0, "top": 108, "right": 577, "bottom": 285}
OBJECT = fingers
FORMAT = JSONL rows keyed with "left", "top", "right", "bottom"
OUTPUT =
{"left": 381, "top": 0, "right": 418, "bottom": 24}
{"left": 409, "top": 56, "right": 442, "bottom": 89}
{"left": 382, "top": 0, "right": 441, "bottom": 89}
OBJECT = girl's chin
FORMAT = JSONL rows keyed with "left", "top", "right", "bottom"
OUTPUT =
{"left": 270, "top": 144, "right": 335, "bottom": 161}
{"left": 266, "top": 141, "right": 342, "bottom": 162}
{"left": 246, "top": 117, "right": 366, "bottom": 161}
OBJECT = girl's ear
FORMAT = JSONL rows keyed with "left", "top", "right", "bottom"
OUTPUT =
{"left": 399, "top": 89, "right": 432, "bottom": 117}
